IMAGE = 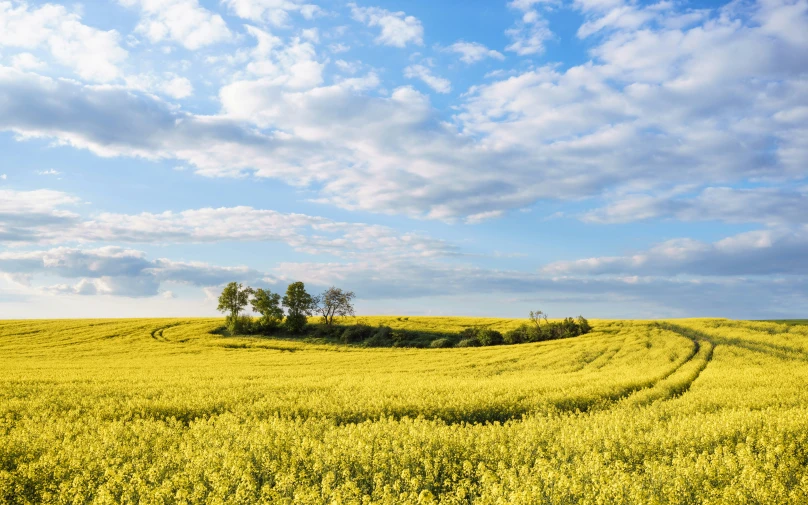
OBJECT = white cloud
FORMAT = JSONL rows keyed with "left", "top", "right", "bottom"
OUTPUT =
{"left": 223, "top": 0, "right": 321, "bottom": 27}
{"left": 125, "top": 73, "right": 194, "bottom": 99}
{"left": 403, "top": 64, "right": 451, "bottom": 94}
{"left": 329, "top": 43, "right": 350, "bottom": 54}
{"left": 0, "top": 191, "right": 458, "bottom": 260}
{"left": 272, "top": 254, "right": 808, "bottom": 318}
{"left": 161, "top": 76, "right": 193, "bottom": 99}
{"left": 543, "top": 227, "right": 808, "bottom": 277}
{"left": 0, "top": 246, "right": 271, "bottom": 297}
{"left": 10, "top": 52, "right": 45, "bottom": 71}
{"left": 233, "top": 25, "right": 324, "bottom": 88}
{"left": 350, "top": 4, "right": 424, "bottom": 47}
{"left": 0, "top": 189, "right": 80, "bottom": 243}
{"left": 2, "top": 197, "right": 807, "bottom": 317}
{"left": 335, "top": 59, "right": 361, "bottom": 74}
{"left": 0, "top": 0, "right": 806, "bottom": 224}
{"left": 300, "top": 28, "right": 319, "bottom": 42}
{"left": 446, "top": 41, "right": 505, "bottom": 64}
{"left": 119, "top": 0, "right": 231, "bottom": 50}
{"left": 505, "top": 1, "right": 554, "bottom": 55}
{"left": 7, "top": 239, "right": 801, "bottom": 318}
{"left": 0, "top": 2, "right": 127, "bottom": 81}
{"left": 0, "top": 174, "right": 6, "bottom": 180}
{"left": 0, "top": 189, "right": 78, "bottom": 215}
{"left": 36, "top": 169, "right": 60, "bottom": 176}
{"left": 584, "top": 186, "right": 808, "bottom": 225}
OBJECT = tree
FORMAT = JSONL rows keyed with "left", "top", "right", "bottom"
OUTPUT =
{"left": 529, "top": 310, "right": 547, "bottom": 328}
{"left": 282, "top": 281, "right": 314, "bottom": 333}
{"left": 217, "top": 282, "right": 253, "bottom": 322}
{"left": 314, "top": 286, "right": 356, "bottom": 326}
{"left": 251, "top": 288, "right": 284, "bottom": 331}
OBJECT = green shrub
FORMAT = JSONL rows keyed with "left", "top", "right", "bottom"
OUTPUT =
{"left": 430, "top": 338, "right": 454, "bottom": 348}
{"left": 456, "top": 337, "right": 480, "bottom": 348}
{"left": 477, "top": 329, "right": 503, "bottom": 346}
{"left": 577, "top": 316, "right": 592, "bottom": 334}
{"left": 226, "top": 315, "right": 255, "bottom": 336}
{"left": 342, "top": 324, "right": 375, "bottom": 343}
{"left": 504, "top": 325, "right": 529, "bottom": 344}
{"left": 458, "top": 328, "right": 479, "bottom": 340}
{"left": 284, "top": 313, "right": 308, "bottom": 334}
{"left": 311, "top": 324, "right": 340, "bottom": 339}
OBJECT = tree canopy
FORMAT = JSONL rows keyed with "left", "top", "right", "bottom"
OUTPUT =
{"left": 251, "top": 288, "right": 284, "bottom": 330}
{"left": 282, "top": 281, "right": 314, "bottom": 333}
{"left": 217, "top": 282, "right": 253, "bottom": 321}
{"left": 314, "top": 286, "right": 356, "bottom": 326}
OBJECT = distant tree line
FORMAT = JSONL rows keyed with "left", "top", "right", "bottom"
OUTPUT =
{"left": 217, "top": 282, "right": 591, "bottom": 347}
{"left": 217, "top": 281, "right": 354, "bottom": 336}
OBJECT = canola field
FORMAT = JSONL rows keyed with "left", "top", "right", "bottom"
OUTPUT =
{"left": 1, "top": 317, "right": 807, "bottom": 504}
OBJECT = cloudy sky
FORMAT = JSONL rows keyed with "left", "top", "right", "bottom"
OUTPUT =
{"left": 0, "top": 0, "right": 806, "bottom": 319}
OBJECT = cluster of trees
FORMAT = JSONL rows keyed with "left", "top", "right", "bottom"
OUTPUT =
{"left": 431, "top": 312, "right": 591, "bottom": 348}
{"left": 502, "top": 311, "right": 592, "bottom": 344}
{"left": 217, "top": 281, "right": 355, "bottom": 335}
{"left": 217, "top": 283, "right": 592, "bottom": 349}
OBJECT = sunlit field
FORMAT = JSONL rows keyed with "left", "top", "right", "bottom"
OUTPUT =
{"left": 1, "top": 318, "right": 807, "bottom": 504}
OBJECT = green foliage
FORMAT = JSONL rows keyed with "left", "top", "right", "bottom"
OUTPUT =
{"left": 216, "top": 282, "right": 253, "bottom": 321}
{"left": 283, "top": 313, "right": 307, "bottom": 334}
{"left": 477, "top": 329, "right": 504, "bottom": 346}
{"left": 429, "top": 338, "right": 454, "bottom": 348}
{"left": 341, "top": 324, "right": 374, "bottom": 343}
{"left": 577, "top": 315, "right": 592, "bottom": 334}
{"left": 314, "top": 286, "right": 356, "bottom": 326}
{"left": 456, "top": 337, "right": 481, "bottom": 347}
{"left": 226, "top": 314, "right": 255, "bottom": 336}
{"left": 363, "top": 326, "right": 394, "bottom": 347}
{"left": 503, "top": 325, "right": 528, "bottom": 344}
{"left": 250, "top": 288, "right": 284, "bottom": 332}
{"left": 282, "top": 282, "right": 314, "bottom": 333}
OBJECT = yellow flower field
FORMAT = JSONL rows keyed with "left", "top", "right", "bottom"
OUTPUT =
{"left": 1, "top": 318, "right": 807, "bottom": 504}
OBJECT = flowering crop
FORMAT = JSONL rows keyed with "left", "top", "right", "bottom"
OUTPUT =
{"left": 1, "top": 317, "right": 807, "bottom": 503}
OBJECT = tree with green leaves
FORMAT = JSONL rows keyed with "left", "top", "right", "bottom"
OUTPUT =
{"left": 217, "top": 282, "right": 254, "bottom": 335}
{"left": 314, "top": 286, "right": 356, "bottom": 326}
{"left": 282, "top": 281, "right": 314, "bottom": 333}
{"left": 251, "top": 288, "right": 284, "bottom": 332}
{"left": 529, "top": 310, "right": 548, "bottom": 328}
{"left": 217, "top": 282, "right": 253, "bottom": 322}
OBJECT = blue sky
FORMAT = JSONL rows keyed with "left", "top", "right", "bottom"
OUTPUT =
{"left": 0, "top": 0, "right": 806, "bottom": 319}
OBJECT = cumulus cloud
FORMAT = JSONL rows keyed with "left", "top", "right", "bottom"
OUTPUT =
{"left": 2, "top": 203, "right": 807, "bottom": 317}
{"left": 505, "top": 1, "right": 554, "bottom": 55}
{"left": 0, "top": 1, "right": 127, "bottom": 81}
{"left": 10, "top": 52, "right": 45, "bottom": 71}
{"left": 10, "top": 242, "right": 796, "bottom": 318}
{"left": 238, "top": 25, "right": 324, "bottom": 87}
{"left": 403, "top": 64, "right": 451, "bottom": 93}
{"left": 350, "top": 4, "right": 424, "bottom": 47}
{"left": 223, "top": 0, "right": 321, "bottom": 26}
{"left": 543, "top": 228, "right": 808, "bottom": 277}
{"left": 445, "top": 41, "right": 505, "bottom": 64}
{"left": 125, "top": 73, "right": 194, "bottom": 99}
{"left": 583, "top": 186, "right": 808, "bottom": 225}
{"left": 1, "top": 0, "right": 806, "bottom": 224}
{"left": 119, "top": 0, "right": 231, "bottom": 50}
{"left": 0, "top": 246, "right": 271, "bottom": 297}
{"left": 0, "top": 189, "right": 80, "bottom": 242}
{"left": 273, "top": 256, "right": 808, "bottom": 318}
{"left": 0, "top": 191, "right": 458, "bottom": 260}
